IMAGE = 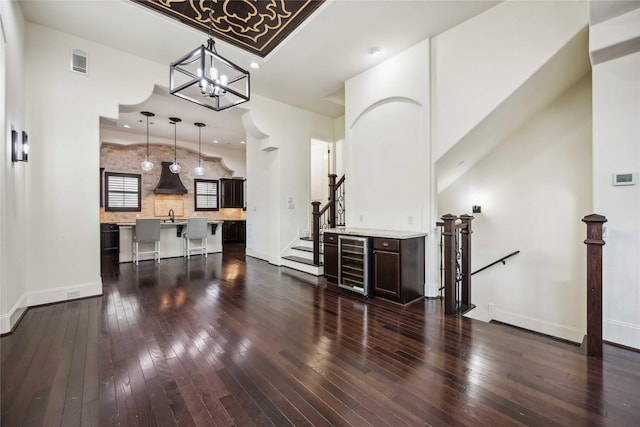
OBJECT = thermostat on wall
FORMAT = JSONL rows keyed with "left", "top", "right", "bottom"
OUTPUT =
{"left": 612, "top": 172, "right": 636, "bottom": 186}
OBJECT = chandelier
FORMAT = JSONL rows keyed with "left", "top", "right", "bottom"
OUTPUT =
{"left": 170, "top": 21, "right": 250, "bottom": 112}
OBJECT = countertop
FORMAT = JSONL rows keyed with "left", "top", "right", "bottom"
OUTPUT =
{"left": 323, "top": 227, "right": 427, "bottom": 239}
{"left": 113, "top": 220, "right": 224, "bottom": 227}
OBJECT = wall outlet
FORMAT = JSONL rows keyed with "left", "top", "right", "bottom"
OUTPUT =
{"left": 359, "top": 215, "right": 364, "bottom": 222}
{"left": 67, "top": 290, "right": 80, "bottom": 298}
{"left": 408, "top": 216, "right": 413, "bottom": 225}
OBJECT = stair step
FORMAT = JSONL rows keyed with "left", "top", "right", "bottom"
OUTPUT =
{"left": 282, "top": 255, "right": 322, "bottom": 266}
{"left": 292, "top": 246, "right": 323, "bottom": 254}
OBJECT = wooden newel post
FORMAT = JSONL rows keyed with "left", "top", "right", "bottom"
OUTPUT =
{"left": 582, "top": 213, "right": 607, "bottom": 358}
{"left": 459, "top": 214, "right": 474, "bottom": 310}
{"left": 442, "top": 214, "right": 458, "bottom": 315}
{"left": 311, "top": 202, "right": 321, "bottom": 266}
{"left": 328, "top": 174, "right": 337, "bottom": 228}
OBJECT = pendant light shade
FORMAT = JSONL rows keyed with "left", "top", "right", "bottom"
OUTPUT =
{"left": 169, "top": 117, "right": 182, "bottom": 173}
{"left": 169, "top": 12, "right": 249, "bottom": 112}
{"left": 140, "top": 111, "right": 155, "bottom": 171}
{"left": 194, "top": 122, "right": 205, "bottom": 176}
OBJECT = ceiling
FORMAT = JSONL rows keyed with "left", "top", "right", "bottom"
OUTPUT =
{"left": 130, "top": 0, "right": 326, "bottom": 57}
{"left": 19, "top": 0, "right": 500, "bottom": 149}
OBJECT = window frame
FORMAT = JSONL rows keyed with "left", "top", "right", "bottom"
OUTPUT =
{"left": 104, "top": 171, "right": 142, "bottom": 212}
{"left": 194, "top": 179, "right": 220, "bottom": 211}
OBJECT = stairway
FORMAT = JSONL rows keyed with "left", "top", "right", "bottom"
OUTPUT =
{"left": 281, "top": 236, "right": 324, "bottom": 276}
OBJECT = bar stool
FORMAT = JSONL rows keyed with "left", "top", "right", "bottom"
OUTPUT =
{"left": 132, "top": 218, "right": 161, "bottom": 265}
{"left": 183, "top": 217, "right": 208, "bottom": 259}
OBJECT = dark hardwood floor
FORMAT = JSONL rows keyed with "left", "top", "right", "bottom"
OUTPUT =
{"left": 2, "top": 243, "right": 639, "bottom": 426}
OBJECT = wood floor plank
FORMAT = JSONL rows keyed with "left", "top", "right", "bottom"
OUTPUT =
{"left": 2, "top": 244, "right": 640, "bottom": 426}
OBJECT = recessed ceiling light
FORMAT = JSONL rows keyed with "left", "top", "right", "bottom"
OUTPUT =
{"left": 249, "top": 62, "right": 261, "bottom": 70}
{"left": 213, "top": 140, "right": 219, "bottom": 144}
{"left": 123, "top": 124, "right": 131, "bottom": 128}
{"left": 240, "top": 140, "right": 245, "bottom": 144}
{"left": 369, "top": 47, "right": 382, "bottom": 57}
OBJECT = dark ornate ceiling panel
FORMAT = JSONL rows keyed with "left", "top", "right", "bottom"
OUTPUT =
{"left": 131, "top": 0, "right": 325, "bottom": 57}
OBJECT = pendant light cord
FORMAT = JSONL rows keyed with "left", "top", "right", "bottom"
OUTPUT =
{"left": 174, "top": 122, "right": 177, "bottom": 163}
{"left": 198, "top": 127, "right": 202, "bottom": 167}
{"left": 146, "top": 115, "right": 150, "bottom": 159}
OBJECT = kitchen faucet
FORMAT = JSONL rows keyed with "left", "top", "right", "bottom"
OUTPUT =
{"left": 168, "top": 209, "right": 175, "bottom": 223}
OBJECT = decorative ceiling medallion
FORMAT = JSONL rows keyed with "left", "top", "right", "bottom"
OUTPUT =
{"left": 131, "top": 0, "right": 325, "bottom": 58}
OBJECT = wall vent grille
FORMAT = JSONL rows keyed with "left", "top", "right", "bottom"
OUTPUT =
{"left": 70, "top": 49, "right": 89, "bottom": 75}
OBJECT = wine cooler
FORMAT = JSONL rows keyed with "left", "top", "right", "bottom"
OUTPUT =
{"left": 338, "top": 235, "right": 372, "bottom": 297}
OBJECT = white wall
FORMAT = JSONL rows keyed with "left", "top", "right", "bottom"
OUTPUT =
{"left": 20, "top": 23, "right": 167, "bottom": 315}
{"left": 433, "top": 0, "right": 588, "bottom": 161}
{"left": 438, "top": 75, "right": 592, "bottom": 343}
{"left": 0, "top": 1, "right": 28, "bottom": 333}
{"left": 310, "top": 140, "right": 330, "bottom": 205}
{"left": 243, "top": 95, "right": 334, "bottom": 264}
{"left": 592, "top": 52, "right": 640, "bottom": 349}
{"left": 345, "top": 40, "right": 437, "bottom": 294}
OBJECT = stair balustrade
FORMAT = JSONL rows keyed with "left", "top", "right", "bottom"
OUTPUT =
{"left": 310, "top": 174, "right": 346, "bottom": 266}
{"left": 440, "top": 213, "right": 474, "bottom": 315}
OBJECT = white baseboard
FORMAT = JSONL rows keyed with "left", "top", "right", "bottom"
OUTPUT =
{"left": 0, "top": 293, "right": 29, "bottom": 334}
{"left": 490, "top": 304, "right": 585, "bottom": 343}
{"left": 246, "top": 248, "right": 279, "bottom": 265}
{"left": 604, "top": 318, "right": 640, "bottom": 350}
{"left": 0, "top": 280, "right": 103, "bottom": 334}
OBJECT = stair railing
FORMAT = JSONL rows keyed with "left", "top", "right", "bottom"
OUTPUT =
{"left": 471, "top": 251, "right": 520, "bottom": 275}
{"left": 311, "top": 174, "right": 346, "bottom": 266}
{"left": 440, "top": 214, "right": 474, "bottom": 315}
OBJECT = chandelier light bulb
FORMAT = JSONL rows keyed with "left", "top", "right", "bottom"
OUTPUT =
{"left": 141, "top": 158, "right": 154, "bottom": 171}
{"left": 194, "top": 165, "right": 205, "bottom": 176}
{"left": 169, "top": 162, "right": 181, "bottom": 173}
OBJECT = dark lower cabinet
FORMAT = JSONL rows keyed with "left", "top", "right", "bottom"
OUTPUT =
{"left": 373, "top": 237, "right": 425, "bottom": 304}
{"left": 100, "top": 223, "right": 120, "bottom": 255}
{"left": 323, "top": 233, "right": 338, "bottom": 283}
{"left": 324, "top": 232, "right": 425, "bottom": 304}
{"left": 373, "top": 249, "right": 400, "bottom": 299}
{"left": 223, "top": 221, "right": 246, "bottom": 243}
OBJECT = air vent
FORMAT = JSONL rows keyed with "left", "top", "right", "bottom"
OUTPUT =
{"left": 70, "top": 49, "right": 89, "bottom": 75}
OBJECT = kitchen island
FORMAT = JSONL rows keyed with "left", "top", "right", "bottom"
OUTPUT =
{"left": 117, "top": 220, "right": 224, "bottom": 263}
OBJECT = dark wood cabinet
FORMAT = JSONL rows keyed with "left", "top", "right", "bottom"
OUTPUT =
{"left": 373, "top": 249, "right": 400, "bottom": 299}
{"left": 100, "top": 223, "right": 120, "bottom": 255}
{"left": 373, "top": 237, "right": 425, "bottom": 304}
{"left": 323, "top": 233, "right": 338, "bottom": 283}
{"left": 220, "top": 178, "right": 245, "bottom": 208}
{"left": 324, "top": 232, "right": 424, "bottom": 303}
{"left": 223, "top": 220, "right": 246, "bottom": 243}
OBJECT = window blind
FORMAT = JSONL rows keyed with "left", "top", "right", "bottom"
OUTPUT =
{"left": 195, "top": 179, "right": 218, "bottom": 210}
{"left": 105, "top": 172, "right": 141, "bottom": 211}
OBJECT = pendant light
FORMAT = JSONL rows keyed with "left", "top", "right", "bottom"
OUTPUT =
{"left": 140, "top": 111, "right": 155, "bottom": 171}
{"left": 194, "top": 122, "right": 205, "bottom": 176}
{"left": 169, "top": 11, "right": 249, "bottom": 112}
{"left": 169, "top": 117, "right": 182, "bottom": 173}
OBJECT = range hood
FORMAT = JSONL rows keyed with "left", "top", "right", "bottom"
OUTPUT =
{"left": 154, "top": 162, "right": 187, "bottom": 194}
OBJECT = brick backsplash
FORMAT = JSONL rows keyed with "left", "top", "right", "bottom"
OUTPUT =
{"left": 100, "top": 143, "right": 246, "bottom": 223}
